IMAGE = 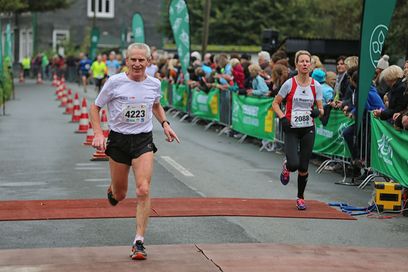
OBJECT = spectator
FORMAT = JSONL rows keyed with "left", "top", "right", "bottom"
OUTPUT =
{"left": 312, "top": 68, "right": 334, "bottom": 105}
{"left": 54, "top": 55, "right": 65, "bottom": 79}
{"left": 41, "top": 53, "right": 49, "bottom": 80}
{"left": 374, "top": 54, "right": 390, "bottom": 98}
{"left": 270, "top": 63, "right": 289, "bottom": 96}
{"left": 332, "top": 56, "right": 349, "bottom": 105}
{"left": 230, "top": 58, "right": 245, "bottom": 90}
{"left": 240, "top": 53, "right": 252, "bottom": 88}
{"left": 311, "top": 55, "right": 324, "bottom": 71}
{"left": 258, "top": 51, "right": 272, "bottom": 73}
{"left": 393, "top": 110, "right": 408, "bottom": 130}
{"left": 342, "top": 68, "right": 384, "bottom": 177}
{"left": 373, "top": 65, "right": 408, "bottom": 121}
{"left": 403, "top": 59, "right": 408, "bottom": 81}
{"left": 325, "top": 71, "right": 336, "bottom": 89}
{"left": 65, "top": 54, "right": 77, "bottom": 82}
{"left": 247, "top": 64, "right": 270, "bottom": 97}
{"left": 202, "top": 53, "right": 213, "bottom": 76}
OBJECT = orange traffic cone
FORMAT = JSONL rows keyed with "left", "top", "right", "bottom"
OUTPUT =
{"left": 75, "top": 98, "right": 89, "bottom": 133}
{"left": 64, "top": 89, "right": 73, "bottom": 115}
{"left": 83, "top": 121, "right": 94, "bottom": 146}
{"left": 100, "top": 109, "right": 110, "bottom": 138}
{"left": 57, "top": 85, "right": 65, "bottom": 101}
{"left": 59, "top": 88, "right": 68, "bottom": 107}
{"left": 71, "top": 93, "right": 81, "bottom": 123}
{"left": 52, "top": 73, "right": 58, "bottom": 86}
{"left": 90, "top": 149, "right": 109, "bottom": 161}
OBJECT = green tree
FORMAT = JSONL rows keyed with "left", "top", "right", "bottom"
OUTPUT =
{"left": 0, "top": 0, "right": 71, "bottom": 12}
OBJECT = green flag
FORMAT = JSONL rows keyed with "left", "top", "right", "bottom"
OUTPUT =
{"left": 371, "top": 114, "right": 408, "bottom": 187}
{"left": 120, "top": 23, "right": 127, "bottom": 52}
{"left": 89, "top": 27, "right": 100, "bottom": 60}
{"left": 132, "top": 13, "right": 145, "bottom": 43}
{"left": 5, "top": 24, "right": 12, "bottom": 62}
{"left": 0, "top": 21, "right": 3, "bottom": 76}
{"left": 357, "top": 0, "right": 396, "bottom": 131}
{"left": 169, "top": 0, "right": 190, "bottom": 81}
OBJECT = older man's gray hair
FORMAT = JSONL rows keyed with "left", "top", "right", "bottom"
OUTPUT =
{"left": 126, "top": 43, "right": 151, "bottom": 59}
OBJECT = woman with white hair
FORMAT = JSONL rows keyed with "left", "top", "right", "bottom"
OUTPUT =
{"left": 373, "top": 65, "right": 408, "bottom": 121}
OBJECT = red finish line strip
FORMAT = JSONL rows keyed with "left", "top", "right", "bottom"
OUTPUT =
{"left": 0, "top": 198, "right": 355, "bottom": 221}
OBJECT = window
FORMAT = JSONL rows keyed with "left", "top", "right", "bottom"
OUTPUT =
{"left": 19, "top": 29, "right": 32, "bottom": 62}
{"left": 52, "top": 30, "right": 69, "bottom": 56}
{"left": 88, "top": 0, "right": 114, "bottom": 18}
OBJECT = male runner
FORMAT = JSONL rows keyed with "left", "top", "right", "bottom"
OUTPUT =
{"left": 90, "top": 43, "right": 179, "bottom": 260}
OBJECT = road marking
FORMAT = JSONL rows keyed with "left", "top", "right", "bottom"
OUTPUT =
{"left": 160, "top": 156, "right": 194, "bottom": 177}
{"left": 75, "top": 163, "right": 100, "bottom": 166}
{"left": 84, "top": 178, "right": 111, "bottom": 182}
{"left": 0, "top": 182, "right": 47, "bottom": 187}
{"left": 243, "top": 168, "right": 274, "bottom": 172}
{"left": 95, "top": 184, "right": 111, "bottom": 187}
{"left": 75, "top": 167, "right": 104, "bottom": 170}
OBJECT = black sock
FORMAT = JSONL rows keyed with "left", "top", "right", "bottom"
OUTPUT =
{"left": 297, "top": 173, "right": 309, "bottom": 199}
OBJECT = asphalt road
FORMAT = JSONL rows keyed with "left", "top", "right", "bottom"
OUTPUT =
{"left": 0, "top": 80, "right": 407, "bottom": 250}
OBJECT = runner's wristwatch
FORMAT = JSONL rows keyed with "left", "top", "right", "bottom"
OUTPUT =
{"left": 161, "top": 120, "right": 170, "bottom": 127}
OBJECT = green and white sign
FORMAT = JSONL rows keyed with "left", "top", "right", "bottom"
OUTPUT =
{"left": 89, "top": 27, "right": 100, "bottom": 60}
{"left": 371, "top": 114, "right": 408, "bottom": 188}
{"left": 313, "top": 110, "right": 354, "bottom": 158}
{"left": 231, "top": 93, "right": 275, "bottom": 141}
{"left": 172, "top": 84, "right": 188, "bottom": 112}
{"left": 169, "top": 0, "right": 190, "bottom": 81}
{"left": 160, "top": 80, "right": 170, "bottom": 107}
{"left": 132, "top": 13, "right": 145, "bottom": 43}
{"left": 357, "top": 0, "right": 396, "bottom": 131}
{"left": 191, "top": 88, "right": 220, "bottom": 122}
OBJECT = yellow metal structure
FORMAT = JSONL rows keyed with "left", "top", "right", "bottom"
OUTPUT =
{"left": 374, "top": 182, "right": 402, "bottom": 212}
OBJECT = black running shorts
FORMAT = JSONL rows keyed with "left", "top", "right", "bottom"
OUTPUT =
{"left": 105, "top": 130, "right": 157, "bottom": 166}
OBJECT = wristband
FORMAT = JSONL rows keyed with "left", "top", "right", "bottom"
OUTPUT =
{"left": 161, "top": 120, "right": 170, "bottom": 127}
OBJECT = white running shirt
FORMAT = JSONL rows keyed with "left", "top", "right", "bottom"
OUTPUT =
{"left": 95, "top": 72, "right": 161, "bottom": 134}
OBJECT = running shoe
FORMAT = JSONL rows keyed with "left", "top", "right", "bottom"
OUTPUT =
{"left": 107, "top": 187, "right": 118, "bottom": 206}
{"left": 280, "top": 160, "right": 290, "bottom": 185}
{"left": 296, "top": 198, "right": 306, "bottom": 210}
{"left": 130, "top": 240, "right": 147, "bottom": 260}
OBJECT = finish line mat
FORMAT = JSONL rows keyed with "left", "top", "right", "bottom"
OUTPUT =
{"left": 0, "top": 197, "right": 355, "bottom": 221}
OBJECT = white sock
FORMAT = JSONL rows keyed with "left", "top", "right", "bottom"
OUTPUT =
{"left": 133, "top": 234, "right": 144, "bottom": 244}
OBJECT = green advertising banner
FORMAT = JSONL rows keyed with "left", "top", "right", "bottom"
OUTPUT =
{"left": 172, "top": 84, "right": 188, "bottom": 112}
{"left": 370, "top": 115, "right": 408, "bottom": 188}
{"left": 191, "top": 88, "right": 220, "bottom": 122}
{"left": 132, "top": 13, "right": 145, "bottom": 43}
{"left": 89, "top": 27, "right": 100, "bottom": 60}
{"left": 120, "top": 23, "right": 127, "bottom": 52}
{"left": 0, "top": 20, "right": 3, "bottom": 76}
{"left": 313, "top": 110, "right": 354, "bottom": 158}
{"left": 160, "top": 80, "right": 170, "bottom": 107}
{"left": 357, "top": 0, "right": 396, "bottom": 131}
{"left": 169, "top": 0, "right": 190, "bottom": 81}
{"left": 5, "top": 23, "right": 12, "bottom": 63}
{"left": 231, "top": 93, "right": 274, "bottom": 141}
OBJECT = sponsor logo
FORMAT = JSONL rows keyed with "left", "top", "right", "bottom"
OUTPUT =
{"left": 369, "top": 24, "right": 388, "bottom": 68}
{"left": 377, "top": 134, "right": 393, "bottom": 165}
